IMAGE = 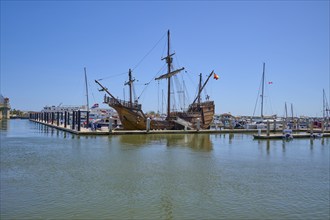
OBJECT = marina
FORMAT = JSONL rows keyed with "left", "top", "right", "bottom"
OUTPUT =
{"left": 1, "top": 119, "right": 329, "bottom": 219}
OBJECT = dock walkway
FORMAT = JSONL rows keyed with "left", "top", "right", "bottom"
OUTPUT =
{"left": 29, "top": 119, "right": 330, "bottom": 138}
{"left": 253, "top": 133, "right": 330, "bottom": 139}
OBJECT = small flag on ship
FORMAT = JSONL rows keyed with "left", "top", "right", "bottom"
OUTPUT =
{"left": 213, "top": 73, "right": 219, "bottom": 80}
{"left": 268, "top": 81, "right": 273, "bottom": 84}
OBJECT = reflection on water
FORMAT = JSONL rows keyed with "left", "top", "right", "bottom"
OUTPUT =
{"left": 0, "top": 119, "right": 9, "bottom": 130}
{"left": 119, "top": 133, "right": 213, "bottom": 151}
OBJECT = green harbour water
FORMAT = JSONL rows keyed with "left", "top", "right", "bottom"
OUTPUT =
{"left": 1, "top": 119, "right": 329, "bottom": 219}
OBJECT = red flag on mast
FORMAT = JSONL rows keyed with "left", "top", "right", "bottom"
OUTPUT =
{"left": 213, "top": 73, "right": 219, "bottom": 80}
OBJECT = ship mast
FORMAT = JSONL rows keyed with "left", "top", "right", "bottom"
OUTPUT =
{"left": 155, "top": 30, "right": 184, "bottom": 119}
{"left": 166, "top": 30, "right": 172, "bottom": 118}
{"left": 124, "top": 69, "right": 135, "bottom": 107}
{"left": 191, "top": 70, "right": 214, "bottom": 106}
{"left": 198, "top": 73, "right": 202, "bottom": 105}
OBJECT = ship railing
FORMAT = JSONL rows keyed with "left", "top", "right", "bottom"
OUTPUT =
{"left": 189, "top": 101, "right": 214, "bottom": 108}
{"left": 104, "top": 95, "right": 142, "bottom": 110}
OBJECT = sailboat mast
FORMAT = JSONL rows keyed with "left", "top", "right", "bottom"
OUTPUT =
{"left": 284, "top": 102, "right": 288, "bottom": 124}
{"left": 323, "top": 89, "right": 326, "bottom": 119}
{"left": 84, "top": 67, "right": 89, "bottom": 111}
{"left": 261, "top": 62, "right": 265, "bottom": 119}
{"left": 166, "top": 30, "right": 171, "bottom": 118}
{"left": 291, "top": 103, "right": 294, "bottom": 121}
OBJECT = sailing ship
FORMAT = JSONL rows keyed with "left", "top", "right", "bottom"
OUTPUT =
{"left": 95, "top": 30, "right": 215, "bottom": 130}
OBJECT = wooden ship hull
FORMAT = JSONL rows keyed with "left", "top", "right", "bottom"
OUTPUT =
{"left": 104, "top": 96, "right": 175, "bottom": 130}
{"left": 106, "top": 97, "right": 214, "bottom": 130}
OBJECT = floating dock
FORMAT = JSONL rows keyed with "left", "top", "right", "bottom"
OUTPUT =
{"left": 253, "top": 133, "right": 330, "bottom": 140}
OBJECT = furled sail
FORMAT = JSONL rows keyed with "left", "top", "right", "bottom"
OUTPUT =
{"left": 155, "top": 67, "right": 185, "bottom": 80}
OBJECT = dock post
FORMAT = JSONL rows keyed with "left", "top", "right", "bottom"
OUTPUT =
{"left": 64, "top": 112, "right": 67, "bottom": 128}
{"left": 109, "top": 117, "right": 113, "bottom": 133}
{"left": 51, "top": 112, "right": 54, "bottom": 124}
{"left": 72, "top": 111, "right": 75, "bottom": 130}
{"left": 56, "top": 112, "right": 60, "bottom": 126}
{"left": 267, "top": 120, "right": 270, "bottom": 136}
{"left": 321, "top": 121, "right": 324, "bottom": 133}
{"left": 146, "top": 117, "right": 151, "bottom": 132}
{"left": 229, "top": 118, "right": 232, "bottom": 129}
{"left": 67, "top": 112, "right": 70, "bottom": 127}
{"left": 273, "top": 120, "right": 277, "bottom": 132}
{"left": 60, "top": 112, "right": 63, "bottom": 125}
{"left": 310, "top": 120, "right": 313, "bottom": 134}
{"left": 77, "top": 110, "right": 81, "bottom": 131}
{"left": 197, "top": 118, "right": 200, "bottom": 131}
{"left": 297, "top": 119, "right": 300, "bottom": 131}
{"left": 86, "top": 111, "right": 90, "bottom": 128}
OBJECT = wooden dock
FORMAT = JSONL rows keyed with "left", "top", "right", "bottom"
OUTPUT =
{"left": 29, "top": 119, "right": 330, "bottom": 137}
{"left": 29, "top": 119, "right": 261, "bottom": 135}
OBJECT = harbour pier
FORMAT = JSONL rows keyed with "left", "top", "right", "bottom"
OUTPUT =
{"left": 29, "top": 112, "right": 330, "bottom": 137}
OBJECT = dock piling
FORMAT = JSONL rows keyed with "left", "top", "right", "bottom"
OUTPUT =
{"left": 51, "top": 112, "right": 54, "bottom": 125}
{"left": 197, "top": 118, "right": 200, "bottom": 131}
{"left": 267, "top": 120, "right": 270, "bottom": 136}
{"left": 64, "top": 112, "right": 67, "bottom": 128}
{"left": 310, "top": 120, "right": 313, "bottom": 134}
{"left": 77, "top": 110, "right": 81, "bottom": 132}
{"left": 57, "top": 112, "right": 60, "bottom": 126}
{"left": 72, "top": 111, "right": 75, "bottom": 130}
{"left": 146, "top": 118, "right": 151, "bottom": 132}
{"left": 86, "top": 111, "right": 89, "bottom": 128}
{"left": 109, "top": 117, "right": 113, "bottom": 133}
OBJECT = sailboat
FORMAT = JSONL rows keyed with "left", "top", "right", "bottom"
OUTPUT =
{"left": 245, "top": 63, "right": 269, "bottom": 129}
{"left": 95, "top": 30, "right": 215, "bottom": 130}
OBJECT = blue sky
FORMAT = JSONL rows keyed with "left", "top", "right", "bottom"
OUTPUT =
{"left": 1, "top": 1, "right": 329, "bottom": 117}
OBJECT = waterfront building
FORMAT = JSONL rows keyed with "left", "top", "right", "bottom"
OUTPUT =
{"left": 0, "top": 94, "right": 10, "bottom": 120}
